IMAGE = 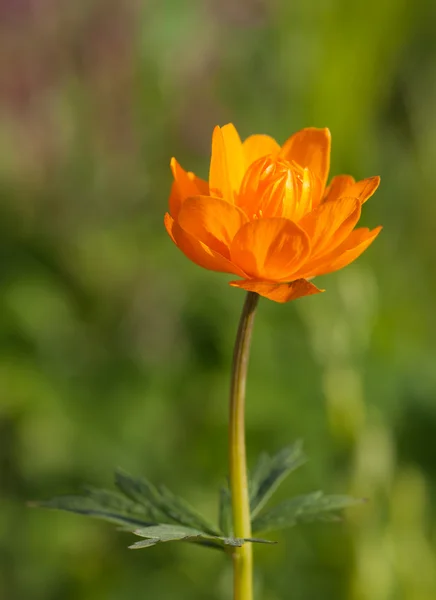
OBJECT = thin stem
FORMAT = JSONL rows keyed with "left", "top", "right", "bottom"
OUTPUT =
{"left": 229, "top": 291, "right": 259, "bottom": 600}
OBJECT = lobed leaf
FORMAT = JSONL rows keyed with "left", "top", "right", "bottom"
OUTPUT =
{"left": 250, "top": 441, "right": 307, "bottom": 518}
{"left": 114, "top": 469, "right": 167, "bottom": 522}
{"left": 33, "top": 470, "right": 269, "bottom": 552}
{"left": 252, "top": 491, "right": 366, "bottom": 534}
{"left": 115, "top": 470, "right": 219, "bottom": 535}
{"left": 158, "top": 484, "right": 221, "bottom": 536}
{"left": 31, "top": 488, "right": 154, "bottom": 530}
{"left": 130, "top": 524, "right": 276, "bottom": 550}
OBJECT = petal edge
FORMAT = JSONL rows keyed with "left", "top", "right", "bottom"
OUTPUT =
{"left": 229, "top": 278, "right": 324, "bottom": 303}
{"left": 177, "top": 195, "right": 248, "bottom": 258}
{"left": 230, "top": 217, "right": 310, "bottom": 281}
{"left": 164, "top": 213, "right": 247, "bottom": 277}
{"left": 280, "top": 127, "right": 331, "bottom": 190}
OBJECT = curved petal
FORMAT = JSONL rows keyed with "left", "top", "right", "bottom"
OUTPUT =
{"left": 164, "top": 211, "right": 177, "bottom": 244}
{"left": 237, "top": 156, "right": 285, "bottom": 219}
{"left": 238, "top": 160, "right": 289, "bottom": 220}
{"left": 229, "top": 278, "right": 324, "bottom": 303}
{"left": 323, "top": 175, "right": 380, "bottom": 205}
{"left": 169, "top": 181, "right": 183, "bottom": 220}
{"left": 306, "top": 172, "right": 324, "bottom": 208}
{"left": 177, "top": 195, "right": 248, "bottom": 258}
{"left": 164, "top": 213, "right": 246, "bottom": 276}
{"left": 209, "top": 124, "right": 245, "bottom": 202}
{"left": 344, "top": 176, "right": 380, "bottom": 204}
{"left": 230, "top": 218, "right": 310, "bottom": 281}
{"left": 169, "top": 158, "right": 208, "bottom": 218}
{"left": 242, "top": 134, "right": 281, "bottom": 167}
{"left": 308, "top": 226, "right": 382, "bottom": 277}
{"left": 299, "top": 196, "right": 361, "bottom": 258}
{"left": 283, "top": 167, "right": 315, "bottom": 221}
{"left": 280, "top": 127, "right": 331, "bottom": 189}
{"left": 322, "top": 175, "right": 355, "bottom": 203}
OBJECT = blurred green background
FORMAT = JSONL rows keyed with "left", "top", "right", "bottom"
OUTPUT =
{"left": 1, "top": 0, "right": 436, "bottom": 599}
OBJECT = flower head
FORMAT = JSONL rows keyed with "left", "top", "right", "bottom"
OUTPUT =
{"left": 165, "top": 125, "right": 381, "bottom": 303}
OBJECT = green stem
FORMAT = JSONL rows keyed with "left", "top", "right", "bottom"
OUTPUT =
{"left": 229, "top": 292, "right": 259, "bottom": 600}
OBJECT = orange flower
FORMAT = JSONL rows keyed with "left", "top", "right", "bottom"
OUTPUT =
{"left": 165, "top": 124, "right": 381, "bottom": 303}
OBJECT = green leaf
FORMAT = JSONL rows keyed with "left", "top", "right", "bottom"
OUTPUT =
{"left": 33, "top": 470, "right": 240, "bottom": 551}
{"left": 31, "top": 488, "right": 154, "bottom": 530}
{"left": 252, "top": 491, "right": 366, "bottom": 534}
{"left": 33, "top": 469, "right": 279, "bottom": 552}
{"left": 130, "top": 524, "right": 277, "bottom": 550}
{"left": 158, "top": 484, "right": 221, "bottom": 536}
{"left": 250, "top": 441, "right": 307, "bottom": 518}
{"left": 218, "top": 486, "right": 232, "bottom": 536}
{"left": 114, "top": 469, "right": 168, "bottom": 522}
{"left": 129, "top": 524, "right": 213, "bottom": 549}
{"left": 115, "top": 470, "right": 219, "bottom": 535}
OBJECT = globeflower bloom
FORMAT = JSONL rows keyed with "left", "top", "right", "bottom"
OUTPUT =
{"left": 165, "top": 125, "right": 381, "bottom": 303}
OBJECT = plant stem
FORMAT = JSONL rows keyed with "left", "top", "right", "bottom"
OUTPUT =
{"left": 229, "top": 291, "right": 259, "bottom": 600}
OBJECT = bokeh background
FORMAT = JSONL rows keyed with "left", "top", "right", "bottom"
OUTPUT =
{"left": 1, "top": 0, "right": 436, "bottom": 599}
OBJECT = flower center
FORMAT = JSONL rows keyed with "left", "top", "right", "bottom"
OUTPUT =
{"left": 237, "top": 156, "right": 310, "bottom": 221}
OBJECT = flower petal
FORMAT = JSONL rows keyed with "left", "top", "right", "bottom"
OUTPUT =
{"left": 177, "top": 195, "right": 248, "bottom": 258}
{"left": 164, "top": 212, "right": 177, "bottom": 244}
{"left": 164, "top": 213, "right": 246, "bottom": 276}
{"left": 242, "top": 134, "right": 281, "bottom": 167}
{"left": 343, "top": 176, "right": 380, "bottom": 204}
{"left": 323, "top": 175, "right": 380, "bottom": 205}
{"left": 237, "top": 156, "right": 286, "bottom": 219}
{"left": 307, "top": 226, "right": 382, "bottom": 277}
{"left": 280, "top": 127, "right": 331, "bottom": 189}
{"left": 283, "top": 167, "right": 315, "bottom": 221}
{"left": 230, "top": 218, "right": 310, "bottom": 281}
{"left": 322, "top": 175, "right": 355, "bottom": 203}
{"left": 169, "top": 181, "right": 183, "bottom": 220}
{"left": 229, "top": 278, "right": 324, "bottom": 303}
{"left": 209, "top": 124, "right": 245, "bottom": 202}
{"left": 169, "top": 158, "right": 208, "bottom": 218}
{"left": 299, "top": 196, "right": 361, "bottom": 259}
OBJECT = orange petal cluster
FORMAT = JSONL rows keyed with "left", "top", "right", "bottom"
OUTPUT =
{"left": 165, "top": 124, "right": 381, "bottom": 303}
